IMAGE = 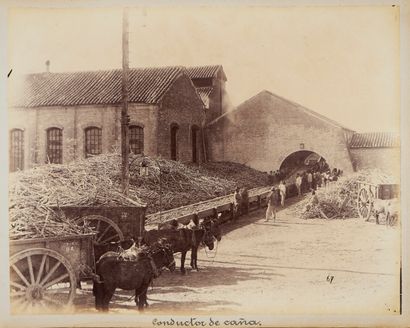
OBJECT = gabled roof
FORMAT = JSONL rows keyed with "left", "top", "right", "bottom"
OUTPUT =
{"left": 197, "top": 87, "right": 213, "bottom": 108}
{"left": 12, "top": 66, "right": 188, "bottom": 108}
{"left": 350, "top": 132, "right": 400, "bottom": 148}
{"left": 208, "top": 90, "right": 353, "bottom": 131}
{"left": 186, "top": 65, "right": 227, "bottom": 81}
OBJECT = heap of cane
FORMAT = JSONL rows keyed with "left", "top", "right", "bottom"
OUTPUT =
{"left": 298, "top": 169, "right": 396, "bottom": 220}
{"left": 9, "top": 152, "right": 269, "bottom": 239}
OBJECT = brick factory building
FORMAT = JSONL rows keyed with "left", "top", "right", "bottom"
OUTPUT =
{"left": 9, "top": 65, "right": 227, "bottom": 171}
{"left": 9, "top": 65, "right": 399, "bottom": 177}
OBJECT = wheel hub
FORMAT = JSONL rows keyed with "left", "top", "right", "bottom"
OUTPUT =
{"left": 26, "top": 285, "right": 43, "bottom": 301}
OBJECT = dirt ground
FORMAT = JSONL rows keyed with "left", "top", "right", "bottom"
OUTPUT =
{"left": 75, "top": 197, "right": 401, "bottom": 316}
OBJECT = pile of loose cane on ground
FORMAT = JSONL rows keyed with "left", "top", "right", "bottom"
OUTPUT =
{"left": 296, "top": 169, "right": 397, "bottom": 220}
{"left": 9, "top": 153, "right": 269, "bottom": 239}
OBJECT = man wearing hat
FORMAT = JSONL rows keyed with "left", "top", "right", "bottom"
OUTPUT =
{"left": 265, "top": 186, "right": 279, "bottom": 222}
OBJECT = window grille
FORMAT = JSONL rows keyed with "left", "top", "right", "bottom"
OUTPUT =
{"left": 46, "top": 128, "right": 63, "bottom": 164}
{"left": 85, "top": 127, "right": 102, "bottom": 157}
{"left": 10, "top": 129, "right": 24, "bottom": 171}
{"left": 129, "top": 126, "right": 144, "bottom": 154}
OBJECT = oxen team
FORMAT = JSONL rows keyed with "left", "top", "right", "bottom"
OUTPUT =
{"left": 92, "top": 218, "right": 222, "bottom": 311}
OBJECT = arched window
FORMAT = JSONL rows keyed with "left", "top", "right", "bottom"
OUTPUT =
{"left": 191, "top": 125, "right": 200, "bottom": 163}
{"left": 170, "top": 123, "right": 179, "bottom": 161}
{"left": 129, "top": 125, "right": 144, "bottom": 154}
{"left": 46, "top": 127, "right": 63, "bottom": 164}
{"left": 10, "top": 129, "right": 24, "bottom": 171}
{"left": 85, "top": 127, "right": 102, "bottom": 157}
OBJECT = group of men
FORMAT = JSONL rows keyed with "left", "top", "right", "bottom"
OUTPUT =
{"left": 295, "top": 168, "right": 342, "bottom": 196}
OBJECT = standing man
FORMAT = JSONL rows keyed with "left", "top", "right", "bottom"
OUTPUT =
{"left": 278, "top": 180, "right": 287, "bottom": 207}
{"left": 265, "top": 186, "right": 279, "bottom": 222}
{"left": 307, "top": 171, "right": 313, "bottom": 191}
{"left": 295, "top": 173, "right": 302, "bottom": 196}
{"left": 240, "top": 187, "right": 249, "bottom": 215}
{"left": 233, "top": 187, "right": 242, "bottom": 219}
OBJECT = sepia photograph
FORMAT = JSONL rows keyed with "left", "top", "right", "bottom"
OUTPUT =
{"left": 1, "top": 0, "right": 409, "bottom": 327}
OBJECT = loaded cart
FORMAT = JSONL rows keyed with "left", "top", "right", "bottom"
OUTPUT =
{"left": 55, "top": 204, "right": 146, "bottom": 245}
{"left": 357, "top": 181, "right": 399, "bottom": 221}
{"left": 10, "top": 203, "right": 147, "bottom": 314}
{"left": 9, "top": 233, "right": 96, "bottom": 313}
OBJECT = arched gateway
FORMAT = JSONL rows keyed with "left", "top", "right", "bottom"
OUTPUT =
{"left": 279, "top": 150, "right": 329, "bottom": 173}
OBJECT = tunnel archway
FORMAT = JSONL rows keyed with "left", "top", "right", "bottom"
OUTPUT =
{"left": 279, "top": 150, "right": 329, "bottom": 176}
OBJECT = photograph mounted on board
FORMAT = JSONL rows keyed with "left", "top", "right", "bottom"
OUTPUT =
{"left": 4, "top": 2, "right": 405, "bottom": 327}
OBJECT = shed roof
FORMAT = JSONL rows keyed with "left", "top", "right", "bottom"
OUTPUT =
{"left": 349, "top": 132, "right": 400, "bottom": 148}
{"left": 12, "top": 66, "right": 190, "bottom": 108}
{"left": 197, "top": 87, "right": 213, "bottom": 108}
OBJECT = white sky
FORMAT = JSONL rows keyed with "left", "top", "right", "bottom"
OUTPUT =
{"left": 7, "top": 5, "right": 400, "bottom": 132}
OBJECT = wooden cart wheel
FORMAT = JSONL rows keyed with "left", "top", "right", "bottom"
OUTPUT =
{"left": 357, "top": 188, "right": 373, "bottom": 220}
{"left": 10, "top": 248, "right": 76, "bottom": 314}
{"left": 76, "top": 215, "right": 124, "bottom": 245}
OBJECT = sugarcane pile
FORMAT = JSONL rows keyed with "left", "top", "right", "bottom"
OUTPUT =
{"left": 192, "top": 162, "right": 269, "bottom": 190}
{"left": 9, "top": 153, "right": 145, "bottom": 240}
{"left": 10, "top": 153, "right": 269, "bottom": 239}
{"left": 128, "top": 157, "right": 270, "bottom": 214}
{"left": 298, "top": 169, "right": 397, "bottom": 220}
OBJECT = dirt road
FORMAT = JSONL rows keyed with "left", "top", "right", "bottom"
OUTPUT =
{"left": 75, "top": 197, "right": 401, "bottom": 316}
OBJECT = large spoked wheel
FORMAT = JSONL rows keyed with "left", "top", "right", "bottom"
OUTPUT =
{"left": 76, "top": 215, "right": 124, "bottom": 245}
{"left": 10, "top": 248, "right": 76, "bottom": 314}
{"left": 357, "top": 188, "right": 373, "bottom": 221}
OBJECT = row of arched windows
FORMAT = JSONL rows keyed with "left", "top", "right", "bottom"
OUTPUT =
{"left": 9, "top": 125, "right": 144, "bottom": 171}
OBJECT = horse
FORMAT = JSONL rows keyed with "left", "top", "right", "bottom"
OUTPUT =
{"left": 143, "top": 218, "right": 220, "bottom": 274}
{"left": 93, "top": 241, "right": 175, "bottom": 311}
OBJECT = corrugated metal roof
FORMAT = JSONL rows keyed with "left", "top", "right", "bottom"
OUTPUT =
{"left": 186, "top": 65, "right": 225, "bottom": 80}
{"left": 13, "top": 66, "right": 186, "bottom": 107}
{"left": 350, "top": 132, "right": 400, "bottom": 148}
{"left": 197, "top": 87, "right": 213, "bottom": 108}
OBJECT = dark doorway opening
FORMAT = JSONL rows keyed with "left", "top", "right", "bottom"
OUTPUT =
{"left": 170, "top": 124, "right": 179, "bottom": 161}
{"left": 191, "top": 126, "right": 199, "bottom": 163}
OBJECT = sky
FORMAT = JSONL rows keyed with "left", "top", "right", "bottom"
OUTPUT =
{"left": 7, "top": 5, "right": 401, "bottom": 132}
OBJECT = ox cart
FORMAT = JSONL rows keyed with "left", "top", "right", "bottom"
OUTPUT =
{"left": 55, "top": 204, "right": 146, "bottom": 245}
{"left": 9, "top": 203, "right": 147, "bottom": 314}
{"left": 357, "top": 181, "right": 399, "bottom": 223}
{"left": 9, "top": 233, "right": 96, "bottom": 313}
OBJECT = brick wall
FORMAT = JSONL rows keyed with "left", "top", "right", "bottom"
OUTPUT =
{"left": 157, "top": 73, "right": 206, "bottom": 163}
{"left": 206, "top": 91, "right": 354, "bottom": 174}
{"left": 9, "top": 103, "right": 155, "bottom": 168}
{"left": 350, "top": 148, "right": 400, "bottom": 177}
{"left": 207, "top": 79, "right": 223, "bottom": 123}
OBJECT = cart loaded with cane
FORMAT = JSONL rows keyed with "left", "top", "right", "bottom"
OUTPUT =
{"left": 9, "top": 203, "right": 146, "bottom": 314}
